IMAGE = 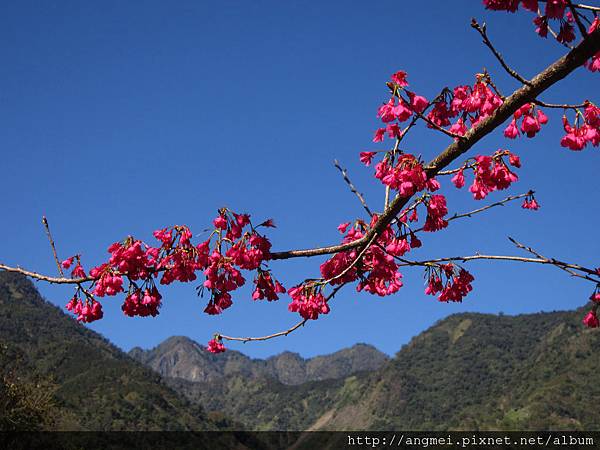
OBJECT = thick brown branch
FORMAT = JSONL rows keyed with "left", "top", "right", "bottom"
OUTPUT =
{"left": 270, "top": 26, "right": 600, "bottom": 261}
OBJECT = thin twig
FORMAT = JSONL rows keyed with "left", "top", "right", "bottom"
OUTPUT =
{"left": 396, "top": 253, "right": 599, "bottom": 283}
{"left": 533, "top": 99, "right": 589, "bottom": 109}
{"left": 446, "top": 192, "right": 531, "bottom": 222}
{"left": 218, "top": 284, "right": 345, "bottom": 343}
{"left": 437, "top": 162, "right": 476, "bottom": 176}
{"left": 508, "top": 236, "right": 599, "bottom": 280}
{"left": 404, "top": 193, "right": 530, "bottom": 236}
{"left": 396, "top": 91, "right": 465, "bottom": 140}
{"left": 471, "top": 19, "right": 531, "bottom": 85}
{"left": 333, "top": 159, "right": 373, "bottom": 217}
{"left": 483, "top": 68, "right": 505, "bottom": 99}
{"left": 42, "top": 216, "right": 64, "bottom": 277}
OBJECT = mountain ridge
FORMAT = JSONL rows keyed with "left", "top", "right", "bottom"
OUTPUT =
{"left": 129, "top": 336, "right": 389, "bottom": 386}
{"left": 3, "top": 270, "right": 599, "bottom": 433}
{"left": 132, "top": 303, "right": 600, "bottom": 431}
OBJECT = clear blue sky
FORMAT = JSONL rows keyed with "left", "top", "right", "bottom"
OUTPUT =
{"left": 1, "top": 0, "right": 598, "bottom": 358}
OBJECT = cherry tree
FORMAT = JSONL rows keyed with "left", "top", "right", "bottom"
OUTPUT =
{"left": 2, "top": 0, "right": 599, "bottom": 353}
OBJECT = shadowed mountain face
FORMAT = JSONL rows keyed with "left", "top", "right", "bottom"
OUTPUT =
{"left": 0, "top": 272, "right": 239, "bottom": 435}
{"left": 134, "top": 305, "right": 600, "bottom": 431}
{"left": 129, "top": 337, "right": 389, "bottom": 385}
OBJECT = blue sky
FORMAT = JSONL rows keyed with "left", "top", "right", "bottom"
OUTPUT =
{"left": 1, "top": 0, "right": 598, "bottom": 359}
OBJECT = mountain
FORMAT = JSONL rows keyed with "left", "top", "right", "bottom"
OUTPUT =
{"left": 0, "top": 272, "right": 238, "bottom": 434}
{"left": 134, "top": 305, "right": 600, "bottom": 431}
{"left": 129, "top": 336, "right": 388, "bottom": 385}
{"left": 5, "top": 268, "right": 600, "bottom": 433}
{"left": 308, "top": 308, "right": 600, "bottom": 431}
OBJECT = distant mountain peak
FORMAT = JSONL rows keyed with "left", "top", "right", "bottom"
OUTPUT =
{"left": 129, "top": 336, "right": 389, "bottom": 386}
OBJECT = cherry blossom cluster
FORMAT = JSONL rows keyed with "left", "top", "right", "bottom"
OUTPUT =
{"left": 60, "top": 210, "right": 278, "bottom": 330}
{"left": 372, "top": 71, "right": 428, "bottom": 143}
{"left": 583, "top": 285, "right": 600, "bottom": 328}
{"left": 62, "top": 256, "right": 86, "bottom": 279}
{"left": 504, "top": 103, "right": 548, "bottom": 139}
{"left": 196, "top": 211, "right": 278, "bottom": 315}
{"left": 65, "top": 295, "right": 103, "bottom": 323}
{"left": 253, "top": 269, "right": 286, "bottom": 301}
{"left": 317, "top": 198, "right": 452, "bottom": 311}
{"left": 373, "top": 153, "right": 440, "bottom": 197}
{"left": 560, "top": 103, "right": 600, "bottom": 151}
{"left": 423, "top": 195, "right": 449, "bottom": 232}
{"left": 319, "top": 216, "right": 407, "bottom": 299}
{"left": 427, "top": 75, "right": 503, "bottom": 137}
{"left": 485, "top": 2, "right": 600, "bottom": 72}
{"left": 583, "top": 309, "right": 600, "bottom": 328}
{"left": 207, "top": 337, "right": 226, "bottom": 354}
{"left": 287, "top": 284, "right": 331, "bottom": 320}
{"left": 587, "top": 18, "right": 600, "bottom": 71}
{"left": 122, "top": 286, "right": 162, "bottom": 317}
{"left": 424, "top": 263, "right": 475, "bottom": 303}
{"left": 451, "top": 150, "right": 521, "bottom": 200}
{"left": 321, "top": 215, "right": 410, "bottom": 296}
{"left": 521, "top": 192, "right": 541, "bottom": 210}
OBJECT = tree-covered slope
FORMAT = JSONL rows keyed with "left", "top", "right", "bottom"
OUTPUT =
{"left": 0, "top": 272, "right": 230, "bottom": 432}
{"left": 138, "top": 306, "right": 600, "bottom": 431}
{"left": 317, "top": 309, "right": 600, "bottom": 431}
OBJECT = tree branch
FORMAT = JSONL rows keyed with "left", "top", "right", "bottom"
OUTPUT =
{"left": 471, "top": 19, "right": 531, "bottom": 85}
{"left": 508, "top": 236, "right": 599, "bottom": 281}
{"left": 0, "top": 264, "right": 92, "bottom": 284}
{"left": 218, "top": 285, "right": 345, "bottom": 343}
{"left": 270, "top": 26, "right": 600, "bottom": 261}
{"left": 396, "top": 252, "right": 599, "bottom": 283}
{"left": 532, "top": 99, "right": 589, "bottom": 109}
{"left": 42, "top": 216, "right": 64, "bottom": 277}
{"left": 333, "top": 159, "right": 373, "bottom": 217}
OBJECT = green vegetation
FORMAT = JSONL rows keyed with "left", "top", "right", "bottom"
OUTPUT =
{"left": 0, "top": 272, "right": 227, "bottom": 431}
{"left": 314, "top": 309, "right": 600, "bottom": 431}
{"left": 138, "top": 305, "right": 600, "bottom": 431}
{"left": 3, "top": 270, "right": 599, "bottom": 433}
